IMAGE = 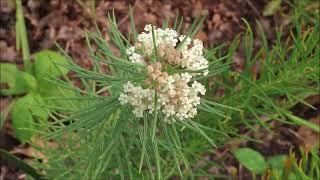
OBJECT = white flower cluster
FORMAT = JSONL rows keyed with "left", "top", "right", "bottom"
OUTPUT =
{"left": 126, "top": 24, "right": 209, "bottom": 75}
{"left": 120, "top": 25, "right": 209, "bottom": 122}
{"left": 119, "top": 73, "right": 206, "bottom": 122}
{"left": 137, "top": 24, "right": 179, "bottom": 55}
{"left": 125, "top": 46, "right": 145, "bottom": 65}
{"left": 180, "top": 39, "right": 209, "bottom": 76}
{"left": 119, "top": 82, "right": 157, "bottom": 117}
{"left": 159, "top": 73, "right": 206, "bottom": 121}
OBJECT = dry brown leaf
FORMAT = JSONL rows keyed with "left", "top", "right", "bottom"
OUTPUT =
{"left": 297, "top": 117, "right": 320, "bottom": 152}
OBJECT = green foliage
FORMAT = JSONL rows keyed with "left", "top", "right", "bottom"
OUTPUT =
{"left": 233, "top": 147, "right": 320, "bottom": 180}
{"left": 0, "top": 64, "right": 36, "bottom": 95}
{"left": 0, "top": 0, "right": 75, "bottom": 143}
{"left": 267, "top": 155, "right": 287, "bottom": 178}
{"left": 34, "top": 50, "right": 69, "bottom": 79}
{"left": 30, "top": 11, "right": 233, "bottom": 180}
{"left": 1, "top": 0, "right": 73, "bottom": 143}
{"left": 183, "top": 6, "right": 319, "bottom": 178}
{"left": 283, "top": 112, "right": 320, "bottom": 133}
{"left": 11, "top": 93, "right": 49, "bottom": 142}
{"left": 15, "top": 0, "right": 31, "bottom": 73}
{"left": 183, "top": 9, "right": 319, "bottom": 178}
{"left": 20, "top": 71, "right": 37, "bottom": 91}
{"left": 289, "top": 148, "right": 320, "bottom": 180}
{"left": 268, "top": 155, "right": 287, "bottom": 170}
{"left": 211, "top": 11, "right": 319, "bottom": 134}
{"left": 24, "top": 3, "right": 320, "bottom": 180}
{"left": 11, "top": 96, "right": 34, "bottom": 142}
{"left": 1, "top": 50, "right": 71, "bottom": 142}
{"left": 34, "top": 50, "right": 72, "bottom": 97}
{"left": 266, "top": 148, "right": 320, "bottom": 180}
{"left": 233, "top": 148, "right": 267, "bottom": 174}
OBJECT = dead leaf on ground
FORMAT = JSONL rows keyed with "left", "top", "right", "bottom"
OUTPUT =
{"left": 297, "top": 117, "right": 320, "bottom": 152}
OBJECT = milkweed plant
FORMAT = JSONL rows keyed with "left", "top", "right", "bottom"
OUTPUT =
{"left": 9, "top": 3, "right": 317, "bottom": 179}
{"left": 35, "top": 11, "right": 238, "bottom": 179}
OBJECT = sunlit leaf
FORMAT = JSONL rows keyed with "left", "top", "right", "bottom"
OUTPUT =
{"left": 0, "top": 64, "right": 36, "bottom": 95}
{"left": 34, "top": 50, "right": 69, "bottom": 79}
{"left": 11, "top": 93, "right": 49, "bottom": 142}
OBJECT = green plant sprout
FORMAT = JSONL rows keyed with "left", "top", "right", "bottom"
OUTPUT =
{"left": 0, "top": 0, "right": 76, "bottom": 142}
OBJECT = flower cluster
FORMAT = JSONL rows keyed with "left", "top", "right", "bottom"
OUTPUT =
{"left": 119, "top": 82, "right": 156, "bottom": 117}
{"left": 127, "top": 25, "right": 209, "bottom": 75}
{"left": 159, "top": 73, "right": 206, "bottom": 121}
{"left": 119, "top": 25, "right": 209, "bottom": 122}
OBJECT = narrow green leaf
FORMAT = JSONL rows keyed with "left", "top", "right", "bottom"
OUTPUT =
{"left": 129, "top": 5, "right": 138, "bottom": 41}
{"left": 241, "top": 19, "right": 254, "bottom": 71}
{"left": 15, "top": 0, "right": 32, "bottom": 73}
{"left": 284, "top": 111, "right": 320, "bottom": 133}
{"left": 173, "top": 10, "right": 180, "bottom": 30}
{"left": 153, "top": 140, "right": 161, "bottom": 180}
{"left": 161, "top": 121, "right": 183, "bottom": 176}
{"left": 151, "top": 25, "right": 158, "bottom": 62}
{"left": 151, "top": 92, "right": 158, "bottom": 141}
{"left": 139, "top": 116, "right": 148, "bottom": 173}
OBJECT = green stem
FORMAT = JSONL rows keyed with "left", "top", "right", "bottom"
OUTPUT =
{"left": 16, "top": 0, "right": 32, "bottom": 73}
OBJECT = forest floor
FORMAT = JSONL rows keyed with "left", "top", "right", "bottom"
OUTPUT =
{"left": 0, "top": 0, "right": 319, "bottom": 179}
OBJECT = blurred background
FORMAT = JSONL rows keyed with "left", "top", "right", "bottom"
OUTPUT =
{"left": 1, "top": 0, "right": 288, "bottom": 66}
